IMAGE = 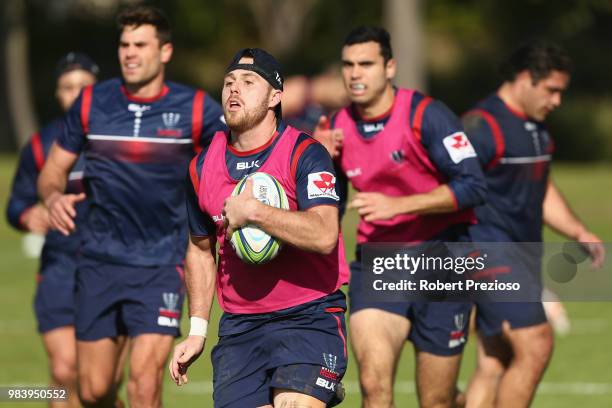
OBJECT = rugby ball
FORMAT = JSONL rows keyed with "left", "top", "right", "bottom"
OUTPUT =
{"left": 229, "top": 172, "right": 289, "bottom": 264}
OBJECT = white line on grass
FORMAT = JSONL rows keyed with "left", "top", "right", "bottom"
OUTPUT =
{"left": 567, "top": 318, "right": 610, "bottom": 335}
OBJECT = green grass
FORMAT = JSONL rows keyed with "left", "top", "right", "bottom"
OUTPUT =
{"left": 1, "top": 155, "right": 611, "bottom": 407}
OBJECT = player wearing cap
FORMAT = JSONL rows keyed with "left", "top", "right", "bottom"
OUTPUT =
{"left": 7, "top": 52, "right": 101, "bottom": 408}
{"left": 38, "top": 6, "right": 225, "bottom": 407}
{"left": 169, "top": 48, "right": 349, "bottom": 408}
{"left": 314, "top": 26, "right": 487, "bottom": 407}
{"left": 463, "top": 41, "right": 605, "bottom": 408}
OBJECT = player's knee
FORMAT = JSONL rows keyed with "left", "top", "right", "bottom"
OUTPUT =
{"left": 419, "top": 388, "right": 454, "bottom": 408}
{"left": 476, "top": 354, "right": 506, "bottom": 381}
{"left": 79, "top": 378, "right": 114, "bottom": 407}
{"left": 514, "top": 325, "right": 554, "bottom": 368}
{"left": 50, "top": 359, "right": 77, "bottom": 387}
{"left": 533, "top": 325, "right": 554, "bottom": 355}
{"left": 127, "top": 371, "right": 160, "bottom": 405}
{"left": 359, "top": 367, "right": 393, "bottom": 402}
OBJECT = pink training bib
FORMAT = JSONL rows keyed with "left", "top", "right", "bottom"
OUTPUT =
{"left": 195, "top": 126, "right": 348, "bottom": 314}
{"left": 336, "top": 88, "right": 475, "bottom": 244}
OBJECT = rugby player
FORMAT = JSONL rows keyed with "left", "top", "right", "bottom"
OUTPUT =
{"left": 169, "top": 48, "right": 349, "bottom": 408}
{"left": 8, "top": 52, "right": 99, "bottom": 408}
{"left": 314, "top": 26, "right": 486, "bottom": 407}
{"left": 38, "top": 6, "right": 225, "bottom": 407}
{"left": 462, "top": 40, "right": 605, "bottom": 408}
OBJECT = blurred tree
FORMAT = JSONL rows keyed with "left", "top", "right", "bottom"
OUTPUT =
{"left": 1, "top": 0, "right": 610, "bottom": 160}
{"left": 424, "top": 0, "right": 612, "bottom": 161}
{"left": 281, "top": 0, "right": 382, "bottom": 78}
{"left": 0, "top": 4, "right": 15, "bottom": 151}
{"left": 246, "top": 0, "right": 318, "bottom": 57}
{"left": 384, "top": 0, "right": 425, "bottom": 90}
{"left": 4, "top": 0, "right": 37, "bottom": 149}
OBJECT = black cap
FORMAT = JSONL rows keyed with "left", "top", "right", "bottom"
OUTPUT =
{"left": 55, "top": 52, "right": 100, "bottom": 80}
{"left": 225, "top": 48, "right": 283, "bottom": 117}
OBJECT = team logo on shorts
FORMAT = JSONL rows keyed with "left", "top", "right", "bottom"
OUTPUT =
{"left": 307, "top": 172, "right": 339, "bottom": 201}
{"left": 319, "top": 367, "right": 339, "bottom": 381}
{"left": 448, "top": 313, "right": 467, "bottom": 348}
{"left": 316, "top": 353, "right": 340, "bottom": 391}
{"left": 158, "top": 292, "right": 180, "bottom": 328}
{"left": 316, "top": 376, "right": 337, "bottom": 391}
{"left": 323, "top": 353, "right": 338, "bottom": 371}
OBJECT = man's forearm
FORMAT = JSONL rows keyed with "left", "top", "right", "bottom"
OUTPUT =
{"left": 248, "top": 204, "right": 338, "bottom": 254}
{"left": 543, "top": 180, "right": 587, "bottom": 240}
{"left": 185, "top": 238, "right": 217, "bottom": 320}
{"left": 38, "top": 169, "right": 67, "bottom": 204}
{"left": 38, "top": 144, "right": 73, "bottom": 203}
{"left": 397, "top": 185, "right": 458, "bottom": 215}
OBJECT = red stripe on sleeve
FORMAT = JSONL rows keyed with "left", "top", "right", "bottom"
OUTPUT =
{"left": 189, "top": 156, "right": 200, "bottom": 196}
{"left": 191, "top": 90, "right": 205, "bottom": 152}
{"left": 464, "top": 109, "right": 505, "bottom": 169}
{"left": 30, "top": 132, "right": 45, "bottom": 171}
{"left": 412, "top": 96, "right": 433, "bottom": 142}
{"left": 80, "top": 85, "right": 93, "bottom": 134}
{"left": 290, "top": 138, "right": 317, "bottom": 180}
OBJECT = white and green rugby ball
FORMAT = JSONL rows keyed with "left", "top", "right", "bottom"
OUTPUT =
{"left": 230, "top": 172, "right": 289, "bottom": 264}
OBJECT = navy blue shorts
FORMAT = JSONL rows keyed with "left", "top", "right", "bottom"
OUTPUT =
{"left": 75, "top": 256, "right": 185, "bottom": 341}
{"left": 212, "top": 291, "right": 348, "bottom": 407}
{"left": 468, "top": 238, "right": 547, "bottom": 336}
{"left": 472, "top": 251, "right": 546, "bottom": 336}
{"left": 349, "top": 261, "right": 470, "bottom": 356}
{"left": 34, "top": 248, "right": 77, "bottom": 333}
{"left": 467, "top": 224, "right": 547, "bottom": 335}
{"left": 475, "top": 302, "right": 547, "bottom": 336}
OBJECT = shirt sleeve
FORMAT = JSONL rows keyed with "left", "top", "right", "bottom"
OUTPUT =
{"left": 418, "top": 99, "right": 487, "bottom": 210}
{"left": 6, "top": 140, "right": 41, "bottom": 230}
{"left": 334, "top": 161, "right": 349, "bottom": 219}
{"left": 294, "top": 138, "right": 340, "bottom": 210}
{"left": 185, "top": 155, "right": 216, "bottom": 237}
{"left": 198, "top": 96, "right": 227, "bottom": 148}
{"left": 461, "top": 112, "right": 498, "bottom": 167}
{"left": 58, "top": 92, "right": 86, "bottom": 153}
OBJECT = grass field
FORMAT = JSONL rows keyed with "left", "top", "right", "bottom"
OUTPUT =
{"left": 0, "top": 154, "right": 611, "bottom": 407}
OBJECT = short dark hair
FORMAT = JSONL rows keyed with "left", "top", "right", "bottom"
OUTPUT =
{"left": 117, "top": 5, "right": 172, "bottom": 45}
{"left": 500, "top": 40, "right": 572, "bottom": 83}
{"left": 343, "top": 26, "right": 393, "bottom": 63}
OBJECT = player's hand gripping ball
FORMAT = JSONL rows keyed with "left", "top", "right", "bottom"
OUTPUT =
{"left": 229, "top": 172, "right": 289, "bottom": 264}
